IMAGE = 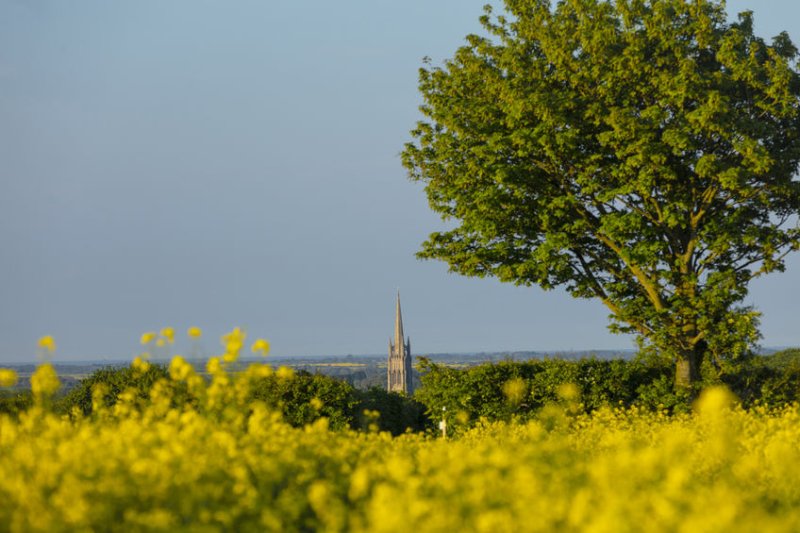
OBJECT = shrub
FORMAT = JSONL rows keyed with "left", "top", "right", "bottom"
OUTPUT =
{"left": 718, "top": 350, "right": 800, "bottom": 407}
{"left": 355, "top": 387, "right": 431, "bottom": 435}
{"left": 247, "top": 370, "right": 360, "bottom": 430}
{"left": 0, "top": 391, "right": 33, "bottom": 418}
{"left": 415, "top": 357, "right": 676, "bottom": 431}
{"left": 56, "top": 364, "right": 172, "bottom": 416}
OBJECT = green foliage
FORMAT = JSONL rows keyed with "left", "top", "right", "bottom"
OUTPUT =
{"left": 52, "top": 364, "right": 433, "bottom": 433}
{"left": 355, "top": 387, "right": 432, "bottom": 435}
{"left": 57, "top": 365, "right": 354, "bottom": 428}
{"left": 415, "top": 352, "right": 800, "bottom": 430}
{"left": 761, "top": 348, "right": 800, "bottom": 370}
{"left": 57, "top": 364, "right": 171, "bottom": 416}
{"left": 0, "top": 390, "right": 33, "bottom": 418}
{"left": 247, "top": 370, "right": 360, "bottom": 430}
{"left": 247, "top": 372, "right": 433, "bottom": 433}
{"left": 717, "top": 350, "right": 800, "bottom": 406}
{"left": 403, "top": 0, "right": 800, "bottom": 387}
{"left": 635, "top": 374, "right": 695, "bottom": 413}
{"left": 33, "top": 351, "right": 800, "bottom": 438}
{"left": 415, "top": 356, "right": 671, "bottom": 431}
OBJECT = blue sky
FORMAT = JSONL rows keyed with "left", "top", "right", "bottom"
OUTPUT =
{"left": 2, "top": 0, "right": 800, "bottom": 362}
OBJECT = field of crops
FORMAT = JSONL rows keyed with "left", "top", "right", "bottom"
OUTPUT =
{"left": 2, "top": 347, "right": 800, "bottom": 532}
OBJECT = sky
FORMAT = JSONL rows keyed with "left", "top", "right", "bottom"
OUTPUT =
{"left": 2, "top": 0, "right": 800, "bottom": 363}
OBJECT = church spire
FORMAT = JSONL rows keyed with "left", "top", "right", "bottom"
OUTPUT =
{"left": 387, "top": 291, "right": 413, "bottom": 394}
{"left": 394, "top": 290, "right": 404, "bottom": 350}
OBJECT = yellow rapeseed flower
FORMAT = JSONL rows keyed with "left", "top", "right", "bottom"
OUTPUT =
{"left": 502, "top": 377, "right": 527, "bottom": 406}
{"left": 221, "top": 327, "right": 246, "bottom": 362}
{"left": 557, "top": 382, "right": 581, "bottom": 402}
{"left": 132, "top": 355, "right": 151, "bottom": 374}
{"left": 694, "top": 385, "right": 738, "bottom": 416}
{"left": 169, "top": 355, "right": 194, "bottom": 382}
{"left": 31, "top": 362, "right": 60, "bottom": 399}
{"left": 244, "top": 362, "right": 273, "bottom": 379}
{"left": 160, "top": 327, "right": 175, "bottom": 344}
{"left": 276, "top": 366, "right": 294, "bottom": 380}
{"left": 3, "top": 355, "right": 800, "bottom": 531}
{"left": 140, "top": 332, "right": 157, "bottom": 345}
{"left": 187, "top": 326, "right": 202, "bottom": 339}
{"left": 37, "top": 335, "right": 56, "bottom": 353}
{"left": 206, "top": 356, "right": 223, "bottom": 375}
{"left": 0, "top": 368, "right": 18, "bottom": 387}
{"left": 251, "top": 338, "right": 270, "bottom": 357}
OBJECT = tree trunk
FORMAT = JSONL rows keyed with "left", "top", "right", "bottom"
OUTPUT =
{"left": 674, "top": 341, "right": 705, "bottom": 389}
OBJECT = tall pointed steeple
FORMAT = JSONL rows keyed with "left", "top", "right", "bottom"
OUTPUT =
{"left": 387, "top": 291, "right": 413, "bottom": 394}
{"left": 394, "top": 291, "right": 404, "bottom": 349}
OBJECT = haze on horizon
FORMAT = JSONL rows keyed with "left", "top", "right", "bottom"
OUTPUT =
{"left": 2, "top": 0, "right": 800, "bottom": 363}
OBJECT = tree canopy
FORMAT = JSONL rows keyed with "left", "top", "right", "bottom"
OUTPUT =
{"left": 402, "top": 0, "right": 800, "bottom": 387}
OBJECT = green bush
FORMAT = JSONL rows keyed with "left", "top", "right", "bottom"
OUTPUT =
{"left": 55, "top": 364, "right": 430, "bottom": 433}
{"left": 247, "top": 370, "right": 360, "bottom": 430}
{"left": 718, "top": 350, "right": 800, "bottom": 407}
{"left": 635, "top": 374, "right": 695, "bottom": 413}
{"left": 355, "top": 387, "right": 431, "bottom": 435}
{"left": 415, "top": 350, "right": 800, "bottom": 430}
{"left": 0, "top": 390, "right": 33, "bottom": 418}
{"left": 56, "top": 364, "right": 176, "bottom": 416}
{"left": 414, "top": 357, "right": 675, "bottom": 428}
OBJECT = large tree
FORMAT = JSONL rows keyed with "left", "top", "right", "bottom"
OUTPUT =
{"left": 402, "top": 0, "right": 800, "bottom": 387}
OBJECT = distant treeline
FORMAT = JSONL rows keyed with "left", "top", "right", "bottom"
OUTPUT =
{"left": 0, "top": 364, "right": 431, "bottom": 435}
{"left": 415, "top": 349, "right": 800, "bottom": 434}
{"left": 3, "top": 350, "right": 800, "bottom": 434}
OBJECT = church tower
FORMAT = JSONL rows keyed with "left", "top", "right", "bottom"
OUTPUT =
{"left": 388, "top": 292, "right": 413, "bottom": 394}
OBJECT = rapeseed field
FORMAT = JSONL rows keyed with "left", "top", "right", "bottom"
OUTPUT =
{"left": 1, "top": 331, "right": 800, "bottom": 532}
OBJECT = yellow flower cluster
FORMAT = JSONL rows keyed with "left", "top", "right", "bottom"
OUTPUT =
{"left": 251, "top": 338, "right": 270, "bottom": 357}
{"left": 29, "top": 363, "right": 60, "bottom": 400}
{"left": 36, "top": 335, "right": 56, "bottom": 353}
{"left": 140, "top": 331, "right": 157, "bottom": 345}
{"left": 221, "top": 327, "right": 246, "bottom": 363}
{"left": 141, "top": 327, "right": 176, "bottom": 349}
{"left": 160, "top": 327, "right": 175, "bottom": 344}
{"left": 0, "top": 368, "right": 18, "bottom": 387}
{"left": 3, "top": 335, "right": 800, "bottom": 531}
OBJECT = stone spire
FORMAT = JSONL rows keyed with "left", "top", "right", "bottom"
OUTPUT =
{"left": 387, "top": 291, "right": 413, "bottom": 394}
{"left": 394, "top": 291, "right": 404, "bottom": 349}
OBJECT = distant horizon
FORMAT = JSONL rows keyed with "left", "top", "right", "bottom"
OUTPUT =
{"left": 5, "top": 345, "right": 798, "bottom": 367}
{"left": 0, "top": 347, "right": 637, "bottom": 366}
